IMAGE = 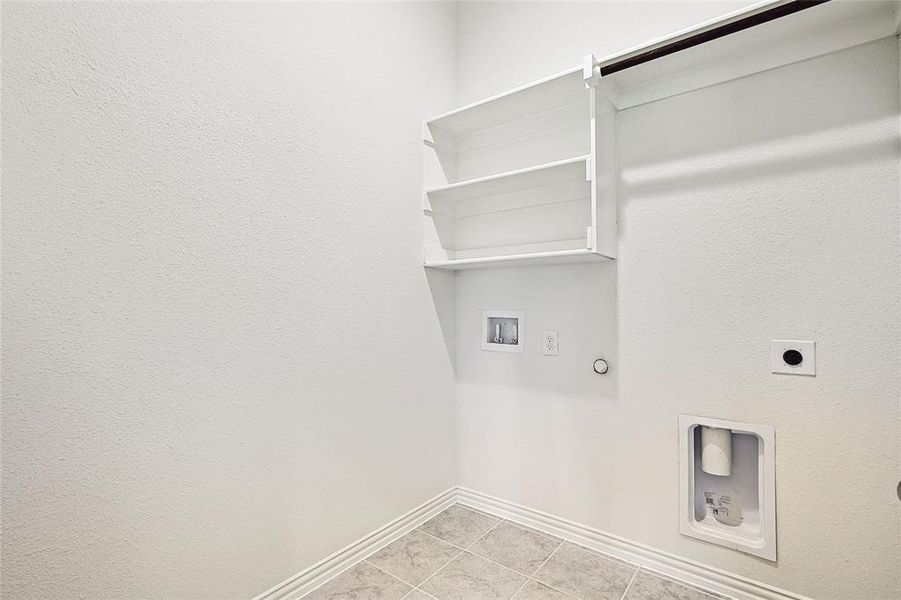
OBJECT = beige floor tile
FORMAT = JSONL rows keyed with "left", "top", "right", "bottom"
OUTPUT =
{"left": 533, "top": 542, "right": 636, "bottom": 600}
{"left": 367, "top": 530, "right": 461, "bottom": 586}
{"left": 623, "top": 570, "right": 720, "bottom": 600}
{"left": 304, "top": 562, "right": 411, "bottom": 600}
{"left": 501, "top": 520, "right": 563, "bottom": 544}
{"left": 512, "top": 580, "right": 573, "bottom": 599}
{"left": 420, "top": 551, "right": 527, "bottom": 600}
{"left": 417, "top": 505, "right": 499, "bottom": 548}
{"left": 469, "top": 522, "right": 561, "bottom": 575}
{"left": 403, "top": 590, "right": 437, "bottom": 600}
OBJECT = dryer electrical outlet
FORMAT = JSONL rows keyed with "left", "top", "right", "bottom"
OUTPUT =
{"left": 771, "top": 340, "right": 815, "bottom": 376}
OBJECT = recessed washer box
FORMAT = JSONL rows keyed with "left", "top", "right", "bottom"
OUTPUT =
{"left": 481, "top": 310, "right": 523, "bottom": 353}
{"left": 679, "top": 415, "right": 776, "bottom": 561}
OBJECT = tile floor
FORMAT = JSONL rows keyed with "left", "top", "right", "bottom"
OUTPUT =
{"left": 304, "top": 504, "right": 728, "bottom": 600}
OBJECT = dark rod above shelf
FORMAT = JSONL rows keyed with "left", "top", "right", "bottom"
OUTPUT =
{"left": 599, "top": 0, "right": 831, "bottom": 77}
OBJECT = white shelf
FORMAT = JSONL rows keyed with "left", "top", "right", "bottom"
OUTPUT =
{"left": 425, "top": 155, "right": 589, "bottom": 205}
{"left": 422, "top": 54, "right": 615, "bottom": 268}
{"left": 423, "top": 66, "right": 590, "bottom": 183}
{"left": 424, "top": 249, "right": 611, "bottom": 271}
{"left": 590, "top": 0, "right": 900, "bottom": 109}
{"left": 425, "top": 67, "right": 585, "bottom": 139}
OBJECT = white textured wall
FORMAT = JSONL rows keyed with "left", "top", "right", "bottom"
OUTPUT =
{"left": 454, "top": 3, "right": 901, "bottom": 599}
{"left": 1, "top": 3, "right": 456, "bottom": 598}
{"left": 4, "top": 3, "right": 900, "bottom": 599}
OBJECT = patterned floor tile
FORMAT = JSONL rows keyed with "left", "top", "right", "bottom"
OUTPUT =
{"left": 512, "top": 579, "right": 572, "bottom": 599}
{"left": 533, "top": 542, "right": 636, "bottom": 600}
{"left": 469, "top": 521, "right": 561, "bottom": 575}
{"left": 367, "top": 530, "right": 460, "bottom": 585}
{"left": 417, "top": 505, "right": 499, "bottom": 548}
{"left": 623, "top": 570, "right": 721, "bottom": 600}
{"left": 305, "top": 561, "right": 411, "bottom": 600}
{"left": 420, "top": 551, "right": 527, "bottom": 600}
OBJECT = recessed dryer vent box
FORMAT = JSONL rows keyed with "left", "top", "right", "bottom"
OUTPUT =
{"left": 481, "top": 310, "right": 523, "bottom": 353}
{"left": 679, "top": 415, "right": 776, "bottom": 561}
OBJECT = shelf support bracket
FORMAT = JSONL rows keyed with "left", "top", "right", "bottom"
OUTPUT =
{"left": 583, "top": 53, "right": 621, "bottom": 109}
{"left": 583, "top": 54, "right": 602, "bottom": 87}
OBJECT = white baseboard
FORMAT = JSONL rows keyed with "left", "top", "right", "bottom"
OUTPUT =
{"left": 253, "top": 487, "right": 456, "bottom": 600}
{"left": 456, "top": 487, "right": 813, "bottom": 600}
{"left": 256, "top": 486, "right": 812, "bottom": 600}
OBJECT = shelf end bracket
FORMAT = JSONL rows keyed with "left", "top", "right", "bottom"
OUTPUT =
{"left": 583, "top": 53, "right": 620, "bottom": 110}
{"left": 583, "top": 54, "right": 601, "bottom": 87}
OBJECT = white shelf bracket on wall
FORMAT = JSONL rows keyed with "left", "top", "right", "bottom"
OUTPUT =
{"left": 582, "top": 54, "right": 601, "bottom": 87}
{"left": 583, "top": 54, "right": 620, "bottom": 108}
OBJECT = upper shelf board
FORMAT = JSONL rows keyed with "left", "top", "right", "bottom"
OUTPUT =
{"left": 591, "top": 0, "right": 901, "bottom": 109}
{"left": 423, "top": 0, "right": 900, "bottom": 131}
{"left": 425, "top": 67, "right": 586, "bottom": 139}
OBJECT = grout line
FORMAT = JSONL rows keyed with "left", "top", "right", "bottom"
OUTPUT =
{"left": 509, "top": 577, "right": 532, "bottom": 599}
{"left": 475, "top": 500, "right": 630, "bottom": 575}
{"left": 549, "top": 535, "right": 637, "bottom": 569}
{"left": 465, "top": 551, "right": 533, "bottom": 579}
{"left": 524, "top": 577, "right": 582, "bottom": 600}
{"left": 331, "top": 501, "right": 728, "bottom": 600}
{"left": 632, "top": 565, "right": 728, "bottom": 599}
{"left": 465, "top": 518, "right": 503, "bottom": 550}
{"left": 362, "top": 559, "right": 422, "bottom": 591}
{"left": 452, "top": 502, "right": 499, "bottom": 519}
{"left": 417, "top": 509, "right": 555, "bottom": 582}
{"left": 530, "top": 538, "right": 564, "bottom": 578}
{"left": 413, "top": 549, "right": 465, "bottom": 595}
{"left": 499, "top": 518, "right": 565, "bottom": 546}
{"left": 449, "top": 504, "right": 641, "bottom": 599}
{"left": 525, "top": 543, "right": 585, "bottom": 600}
{"left": 402, "top": 586, "right": 441, "bottom": 600}
{"left": 442, "top": 506, "right": 571, "bottom": 581}
{"left": 506, "top": 529, "right": 563, "bottom": 599}
{"left": 416, "top": 506, "right": 503, "bottom": 554}
{"left": 355, "top": 501, "right": 459, "bottom": 566}
{"left": 410, "top": 503, "right": 498, "bottom": 596}
{"left": 618, "top": 567, "right": 640, "bottom": 600}
{"left": 372, "top": 503, "right": 708, "bottom": 600}
{"left": 511, "top": 541, "right": 567, "bottom": 599}
{"left": 457, "top": 501, "right": 563, "bottom": 546}
{"left": 416, "top": 528, "right": 469, "bottom": 552}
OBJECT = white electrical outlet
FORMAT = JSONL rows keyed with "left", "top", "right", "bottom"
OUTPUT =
{"left": 542, "top": 331, "right": 558, "bottom": 356}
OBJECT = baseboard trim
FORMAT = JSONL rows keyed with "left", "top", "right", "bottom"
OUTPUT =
{"left": 456, "top": 487, "right": 813, "bottom": 600}
{"left": 255, "top": 486, "right": 812, "bottom": 600}
{"left": 253, "top": 487, "right": 457, "bottom": 600}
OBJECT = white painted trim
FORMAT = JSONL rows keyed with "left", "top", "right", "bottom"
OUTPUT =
{"left": 456, "top": 487, "right": 813, "bottom": 600}
{"left": 256, "top": 486, "right": 812, "bottom": 600}
{"left": 253, "top": 488, "right": 456, "bottom": 600}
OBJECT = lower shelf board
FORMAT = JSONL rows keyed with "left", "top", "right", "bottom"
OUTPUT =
{"left": 423, "top": 248, "right": 613, "bottom": 270}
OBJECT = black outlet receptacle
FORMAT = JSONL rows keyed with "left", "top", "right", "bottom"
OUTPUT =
{"left": 782, "top": 349, "right": 803, "bottom": 366}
